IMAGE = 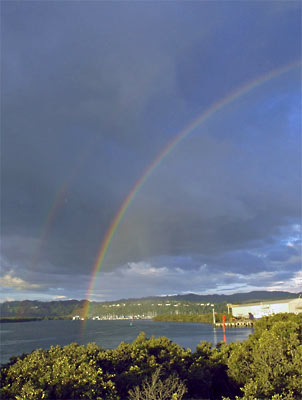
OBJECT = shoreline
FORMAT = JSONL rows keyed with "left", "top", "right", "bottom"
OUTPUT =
{"left": 0, "top": 317, "right": 70, "bottom": 323}
{"left": 0, "top": 318, "right": 43, "bottom": 323}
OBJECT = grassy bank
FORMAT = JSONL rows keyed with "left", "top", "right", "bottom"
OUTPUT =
{"left": 153, "top": 312, "right": 231, "bottom": 324}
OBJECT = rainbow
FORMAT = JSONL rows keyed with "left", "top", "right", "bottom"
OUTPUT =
{"left": 83, "top": 61, "right": 300, "bottom": 320}
{"left": 29, "top": 146, "right": 92, "bottom": 275}
{"left": 27, "top": 184, "right": 69, "bottom": 282}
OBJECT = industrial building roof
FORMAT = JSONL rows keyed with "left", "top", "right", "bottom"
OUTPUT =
{"left": 231, "top": 298, "right": 301, "bottom": 307}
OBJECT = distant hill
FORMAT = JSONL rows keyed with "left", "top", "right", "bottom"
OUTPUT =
{"left": 0, "top": 291, "right": 300, "bottom": 318}
{"left": 154, "top": 291, "right": 301, "bottom": 304}
{"left": 0, "top": 299, "right": 88, "bottom": 319}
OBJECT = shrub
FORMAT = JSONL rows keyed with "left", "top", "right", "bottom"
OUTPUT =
{"left": 128, "top": 367, "right": 187, "bottom": 400}
{"left": 226, "top": 314, "right": 302, "bottom": 399}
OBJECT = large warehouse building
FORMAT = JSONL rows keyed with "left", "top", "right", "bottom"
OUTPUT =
{"left": 231, "top": 298, "right": 302, "bottom": 319}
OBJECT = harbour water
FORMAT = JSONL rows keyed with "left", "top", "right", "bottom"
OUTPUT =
{"left": 0, "top": 319, "right": 253, "bottom": 365}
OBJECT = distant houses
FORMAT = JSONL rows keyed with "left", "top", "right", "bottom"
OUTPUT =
{"left": 72, "top": 315, "right": 84, "bottom": 320}
{"left": 72, "top": 314, "right": 153, "bottom": 321}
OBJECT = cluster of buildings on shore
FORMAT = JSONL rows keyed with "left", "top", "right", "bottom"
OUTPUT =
{"left": 73, "top": 297, "right": 302, "bottom": 321}
{"left": 92, "top": 315, "right": 153, "bottom": 320}
{"left": 72, "top": 314, "right": 153, "bottom": 321}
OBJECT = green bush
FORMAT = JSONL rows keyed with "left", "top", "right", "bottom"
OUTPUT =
{"left": 95, "top": 333, "right": 192, "bottom": 398}
{"left": 0, "top": 343, "right": 118, "bottom": 399}
{"left": 226, "top": 313, "right": 302, "bottom": 399}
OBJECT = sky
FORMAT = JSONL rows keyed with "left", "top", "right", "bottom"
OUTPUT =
{"left": 1, "top": 1, "right": 301, "bottom": 302}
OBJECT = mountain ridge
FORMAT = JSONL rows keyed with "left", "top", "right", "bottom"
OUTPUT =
{"left": 1, "top": 290, "right": 300, "bottom": 306}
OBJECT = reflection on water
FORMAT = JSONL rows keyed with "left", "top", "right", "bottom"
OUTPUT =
{"left": 0, "top": 320, "right": 253, "bottom": 365}
{"left": 1, "top": 337, "right": 56, "bottom": 346}
{"left": 213, "top": 327, "right": 218, "bottom": 346}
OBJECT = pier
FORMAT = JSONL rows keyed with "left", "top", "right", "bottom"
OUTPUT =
{"left": 214, "top": 320, "right": 253, "bottom": 328}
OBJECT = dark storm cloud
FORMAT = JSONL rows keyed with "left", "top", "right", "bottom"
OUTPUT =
{"left": 1, "top": 1, "right": 301, "bottom": 300}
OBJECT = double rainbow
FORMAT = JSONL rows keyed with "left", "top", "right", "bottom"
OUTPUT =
{"left": 81, "top": 61, "right": 300, "bottom": 319}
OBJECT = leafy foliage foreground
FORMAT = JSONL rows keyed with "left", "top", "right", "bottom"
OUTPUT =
{"left": 1, "top": 313, "right": 301, "bottom": 400}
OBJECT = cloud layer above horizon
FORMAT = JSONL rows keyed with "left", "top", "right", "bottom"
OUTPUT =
{"left": 1, "top": 1, "right": 301, "bottom": 302}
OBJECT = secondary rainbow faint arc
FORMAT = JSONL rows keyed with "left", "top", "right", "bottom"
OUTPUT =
{"left": 83, "top": 61, "right": 300, "bottom": 318}
{"left": 29, "top": 145, "right": 92, "bottom": 275}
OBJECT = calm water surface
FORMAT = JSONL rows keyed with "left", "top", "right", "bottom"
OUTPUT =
{"left": 0, "top": 320, "right": 252, "bottom": 365}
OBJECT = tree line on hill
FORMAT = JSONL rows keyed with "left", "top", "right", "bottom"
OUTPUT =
{"left": 1, "top": 313, "right": 301, "bottom": 399}
{"left": 0, "top": 299, "right": 227, "bottom": 319}
{"left": 1, "top": 291, "right": 299, "bottom": 320}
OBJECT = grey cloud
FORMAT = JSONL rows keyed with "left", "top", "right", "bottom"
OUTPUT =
{"left": 1, "top": 2, "right": 300, "bottom": 300}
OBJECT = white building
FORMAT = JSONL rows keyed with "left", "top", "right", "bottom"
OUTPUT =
{"left": 231, "top": 298, "right": 302, "bottom": 319}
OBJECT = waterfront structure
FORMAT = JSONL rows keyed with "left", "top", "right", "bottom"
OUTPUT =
{"left": 231, "top": 298, "right": 302, "bottom": 319}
